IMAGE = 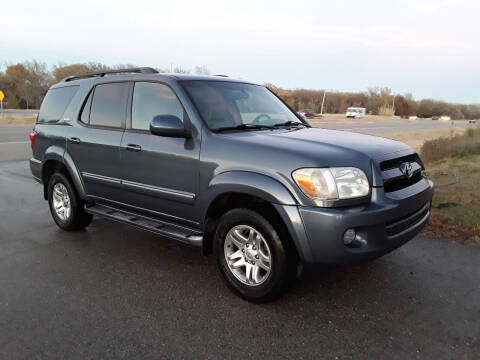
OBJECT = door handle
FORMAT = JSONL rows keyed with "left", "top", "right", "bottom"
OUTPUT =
{"left": 126, "top": 144, "right": 142, "bottom": 152}
{"left": 69, "top": 137, "right": 81, "bottom": 144}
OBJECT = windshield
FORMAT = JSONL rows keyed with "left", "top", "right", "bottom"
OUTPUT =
{"left": 182, "top": 81, "right": 302, "bottom": 130}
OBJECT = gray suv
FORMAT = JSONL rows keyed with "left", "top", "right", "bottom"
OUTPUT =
{"left": 29, "top": 68, "right": 434, "bottom": 302}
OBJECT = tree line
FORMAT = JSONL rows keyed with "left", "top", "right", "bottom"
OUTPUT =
{"left": 267, "top": 85, "right": 480, "bottom": 120}
{"left": 1, "top": 61, "right": 479, "bottom": 119}
{"left": 0, "top": 61, "right": 210, "bottom": 109}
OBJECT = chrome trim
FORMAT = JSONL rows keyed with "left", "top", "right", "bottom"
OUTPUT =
{"left": 187, "top": 234, "right": 203, "bottom": 245}
{"left": 30, "top": 158, "right": 42, "bottom": 164}
{"left": 82, "top": 172, "right": 121, "bottom": 184}
{"left": 382, "top": 162, "right": 421, "bottom": 183}
{"left": 122, "top": 180, "right": 195, "bottom": 200}
{"left": 81, "top": 172, "right": 196, "bottom": 201}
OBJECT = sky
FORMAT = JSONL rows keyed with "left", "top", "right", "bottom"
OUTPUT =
{"left": 1, "top": 0, "right": 479, "bottom": 103}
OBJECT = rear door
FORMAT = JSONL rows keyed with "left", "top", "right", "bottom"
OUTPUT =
{"left": 67, "top": 81, "right": 130, "bottom": 201}
{"left": 118, "top": 81, "right": 200, "bottom": 225}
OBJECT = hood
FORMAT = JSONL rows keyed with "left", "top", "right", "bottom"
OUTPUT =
{"left": 206, "top": 127, "right": 414, "bottom": 199}
{"left": 222, "top": 127, "right": 411, "bottom": 161}
{"left": 275, "top": 127, "right": 410, "bottom": 159}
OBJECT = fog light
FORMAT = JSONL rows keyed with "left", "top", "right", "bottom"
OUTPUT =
{"left": 343, "top": 228, "right": 356, "bottom": 245}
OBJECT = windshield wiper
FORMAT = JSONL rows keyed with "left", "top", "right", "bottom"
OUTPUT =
{"left": 215, "top": 124, "right": 275, "bottom": 132}
{"left": 273, "top": 121, "right": 308, "bottom": 128}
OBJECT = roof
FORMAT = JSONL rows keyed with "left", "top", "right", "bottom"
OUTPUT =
{"left": 52, "top": 67, "right": 257, "bottom": 89}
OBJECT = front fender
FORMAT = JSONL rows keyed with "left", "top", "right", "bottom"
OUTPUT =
{"left": 201, "top": 171, "right": 309, "bottom": 260}
{"left": 205, "top": 171, "right": 298, "bottom": 208}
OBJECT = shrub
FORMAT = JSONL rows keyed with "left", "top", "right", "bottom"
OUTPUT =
{"left": 420, "top": 128, "right": 480, "bottom": 162}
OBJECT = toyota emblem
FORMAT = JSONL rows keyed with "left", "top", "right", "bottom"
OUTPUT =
{"left": 400, "top": 162, "right": 413, "bottom": 178}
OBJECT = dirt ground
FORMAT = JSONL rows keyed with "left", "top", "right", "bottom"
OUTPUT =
{"left": 0, "top": 116, "right": 37, "bottom": 125}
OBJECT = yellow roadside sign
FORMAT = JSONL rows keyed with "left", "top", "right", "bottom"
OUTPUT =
{"left": 0, "top": 91, "right": 4, "bottom": 101}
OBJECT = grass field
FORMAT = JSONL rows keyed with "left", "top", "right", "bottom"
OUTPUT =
{"left": 379, "top": 128, "right": 480, "bottom": 245}
{"left": 422, "top": 155, "right": 480, "bottom": 245}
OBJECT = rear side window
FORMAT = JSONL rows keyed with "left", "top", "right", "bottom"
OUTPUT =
{"left": 89, "top": 82, "right": 130, "bottom": 128}
{"left": 37, "top": 86, "right": 79, "bottom": 123}
{"left": 131, "top": 82, "right": 184, "bottom": 130}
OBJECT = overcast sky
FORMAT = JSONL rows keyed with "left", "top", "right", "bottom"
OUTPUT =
{"left": 1, "top": 0, "right": 479, "bottom": 103}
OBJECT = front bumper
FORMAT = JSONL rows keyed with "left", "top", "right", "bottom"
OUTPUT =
{"left": 275, "top": 178, "right": 434, "bottom": 265}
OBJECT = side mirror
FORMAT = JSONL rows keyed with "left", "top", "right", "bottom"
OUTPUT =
{"left": 150, "top": 115, "right": 191, "bottom": 138}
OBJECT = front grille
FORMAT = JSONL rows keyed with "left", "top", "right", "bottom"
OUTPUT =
{"left": 380, "top": 153, "right": 418, "bottom": 171}
{"left": 386, "top": 202, "right": 430, "bottom": 236}
{"left": 384, "top": 172, "right": 423, "bottom": 192}
{"left": 380, "top": 153, "right": 424, "bottom": 193}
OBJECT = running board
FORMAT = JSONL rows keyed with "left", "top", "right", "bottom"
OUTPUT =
{"left": 85, "top": 204, "right": 203, "bottom": 247}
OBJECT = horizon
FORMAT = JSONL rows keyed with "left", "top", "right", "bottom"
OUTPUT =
{"left": 2, "top": 0, "right": 479, "bottom": 104}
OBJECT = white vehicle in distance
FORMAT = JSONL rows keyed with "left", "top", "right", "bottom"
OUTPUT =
{"left": 346, "top": 107, "right": 366, "bottom": 119}
{"left": 409, "top": 116, "right": 418, "bottom": 120}
{"left": 440, "top": 116, "right": 451, "bottom": 121}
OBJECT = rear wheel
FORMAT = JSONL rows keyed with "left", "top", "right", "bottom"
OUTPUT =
{"left": 47, "top": 173, "right": 93, "bottom": 231}
{"left": 214, "top": 208, "right": 297, "bottom": 302}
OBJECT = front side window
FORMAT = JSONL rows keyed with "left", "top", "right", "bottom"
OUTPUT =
{"left": 89, "top": 82, "right": 130, "bottom": 128}
{"left": 37, "top": 86, "right": 79, "bottom": 123}
{"left": 131, "top": 82, "right": 184, "bottom": 130}
{"left": 182, "top": 81, "right": 301, "bottom": 130}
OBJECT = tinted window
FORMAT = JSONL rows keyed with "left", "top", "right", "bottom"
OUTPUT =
{"left": 90, "top": 82, "right": 130, "bottom": 128}
{"left": 37, "top": 86, "right": 79, "bottom": 123}
{"left": 79, "top": 90, "right": 93, "bottom": 124}
{"left": 131, "top": 82, "right": 183, "bottom": 130}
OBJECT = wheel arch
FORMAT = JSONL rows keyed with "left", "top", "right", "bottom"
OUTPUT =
{"left": 41, "top": 147, "right": 86, "bottom": 200}
{"left": 201, "top": 171, "right": 299, "bottom": 257}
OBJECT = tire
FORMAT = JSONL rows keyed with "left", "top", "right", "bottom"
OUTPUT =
{"left": 213, "top": 208, "right": 297, "bottom": 302}
{"left": 47, "top": 172, "right": 93, "bottom": 231}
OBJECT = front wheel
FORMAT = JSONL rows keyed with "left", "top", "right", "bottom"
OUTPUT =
{"left": 214, "top": 208, "right": 297, "bottom": 302}
{"left": 48, "top": 172, "right": 93, "bottom": 231}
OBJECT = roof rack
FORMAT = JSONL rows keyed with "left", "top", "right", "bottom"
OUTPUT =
{"left": 62, "top": 67, "right": 159, "bottom": 82}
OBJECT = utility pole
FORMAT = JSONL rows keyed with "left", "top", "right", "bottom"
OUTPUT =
{"left": 320, "top": 90, "right": 326, "bottom": 116}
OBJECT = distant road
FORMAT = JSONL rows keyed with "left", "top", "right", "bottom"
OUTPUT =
{"left": 0, "top": 124, "right": 33, "bottom": 161}
{"left": 1, "top": 109, "right": 38, "bottom": 117}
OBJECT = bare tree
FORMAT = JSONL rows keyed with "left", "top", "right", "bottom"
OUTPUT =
{"left": 172, "top": 66, "right": 190, "bottom": 74}
{"left": 194, "top": 65, "right": 210, "bottom": 75}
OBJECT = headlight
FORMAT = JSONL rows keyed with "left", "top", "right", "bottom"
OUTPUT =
{"left": 292, "top": 167, "right": 369, "bottom": 200}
